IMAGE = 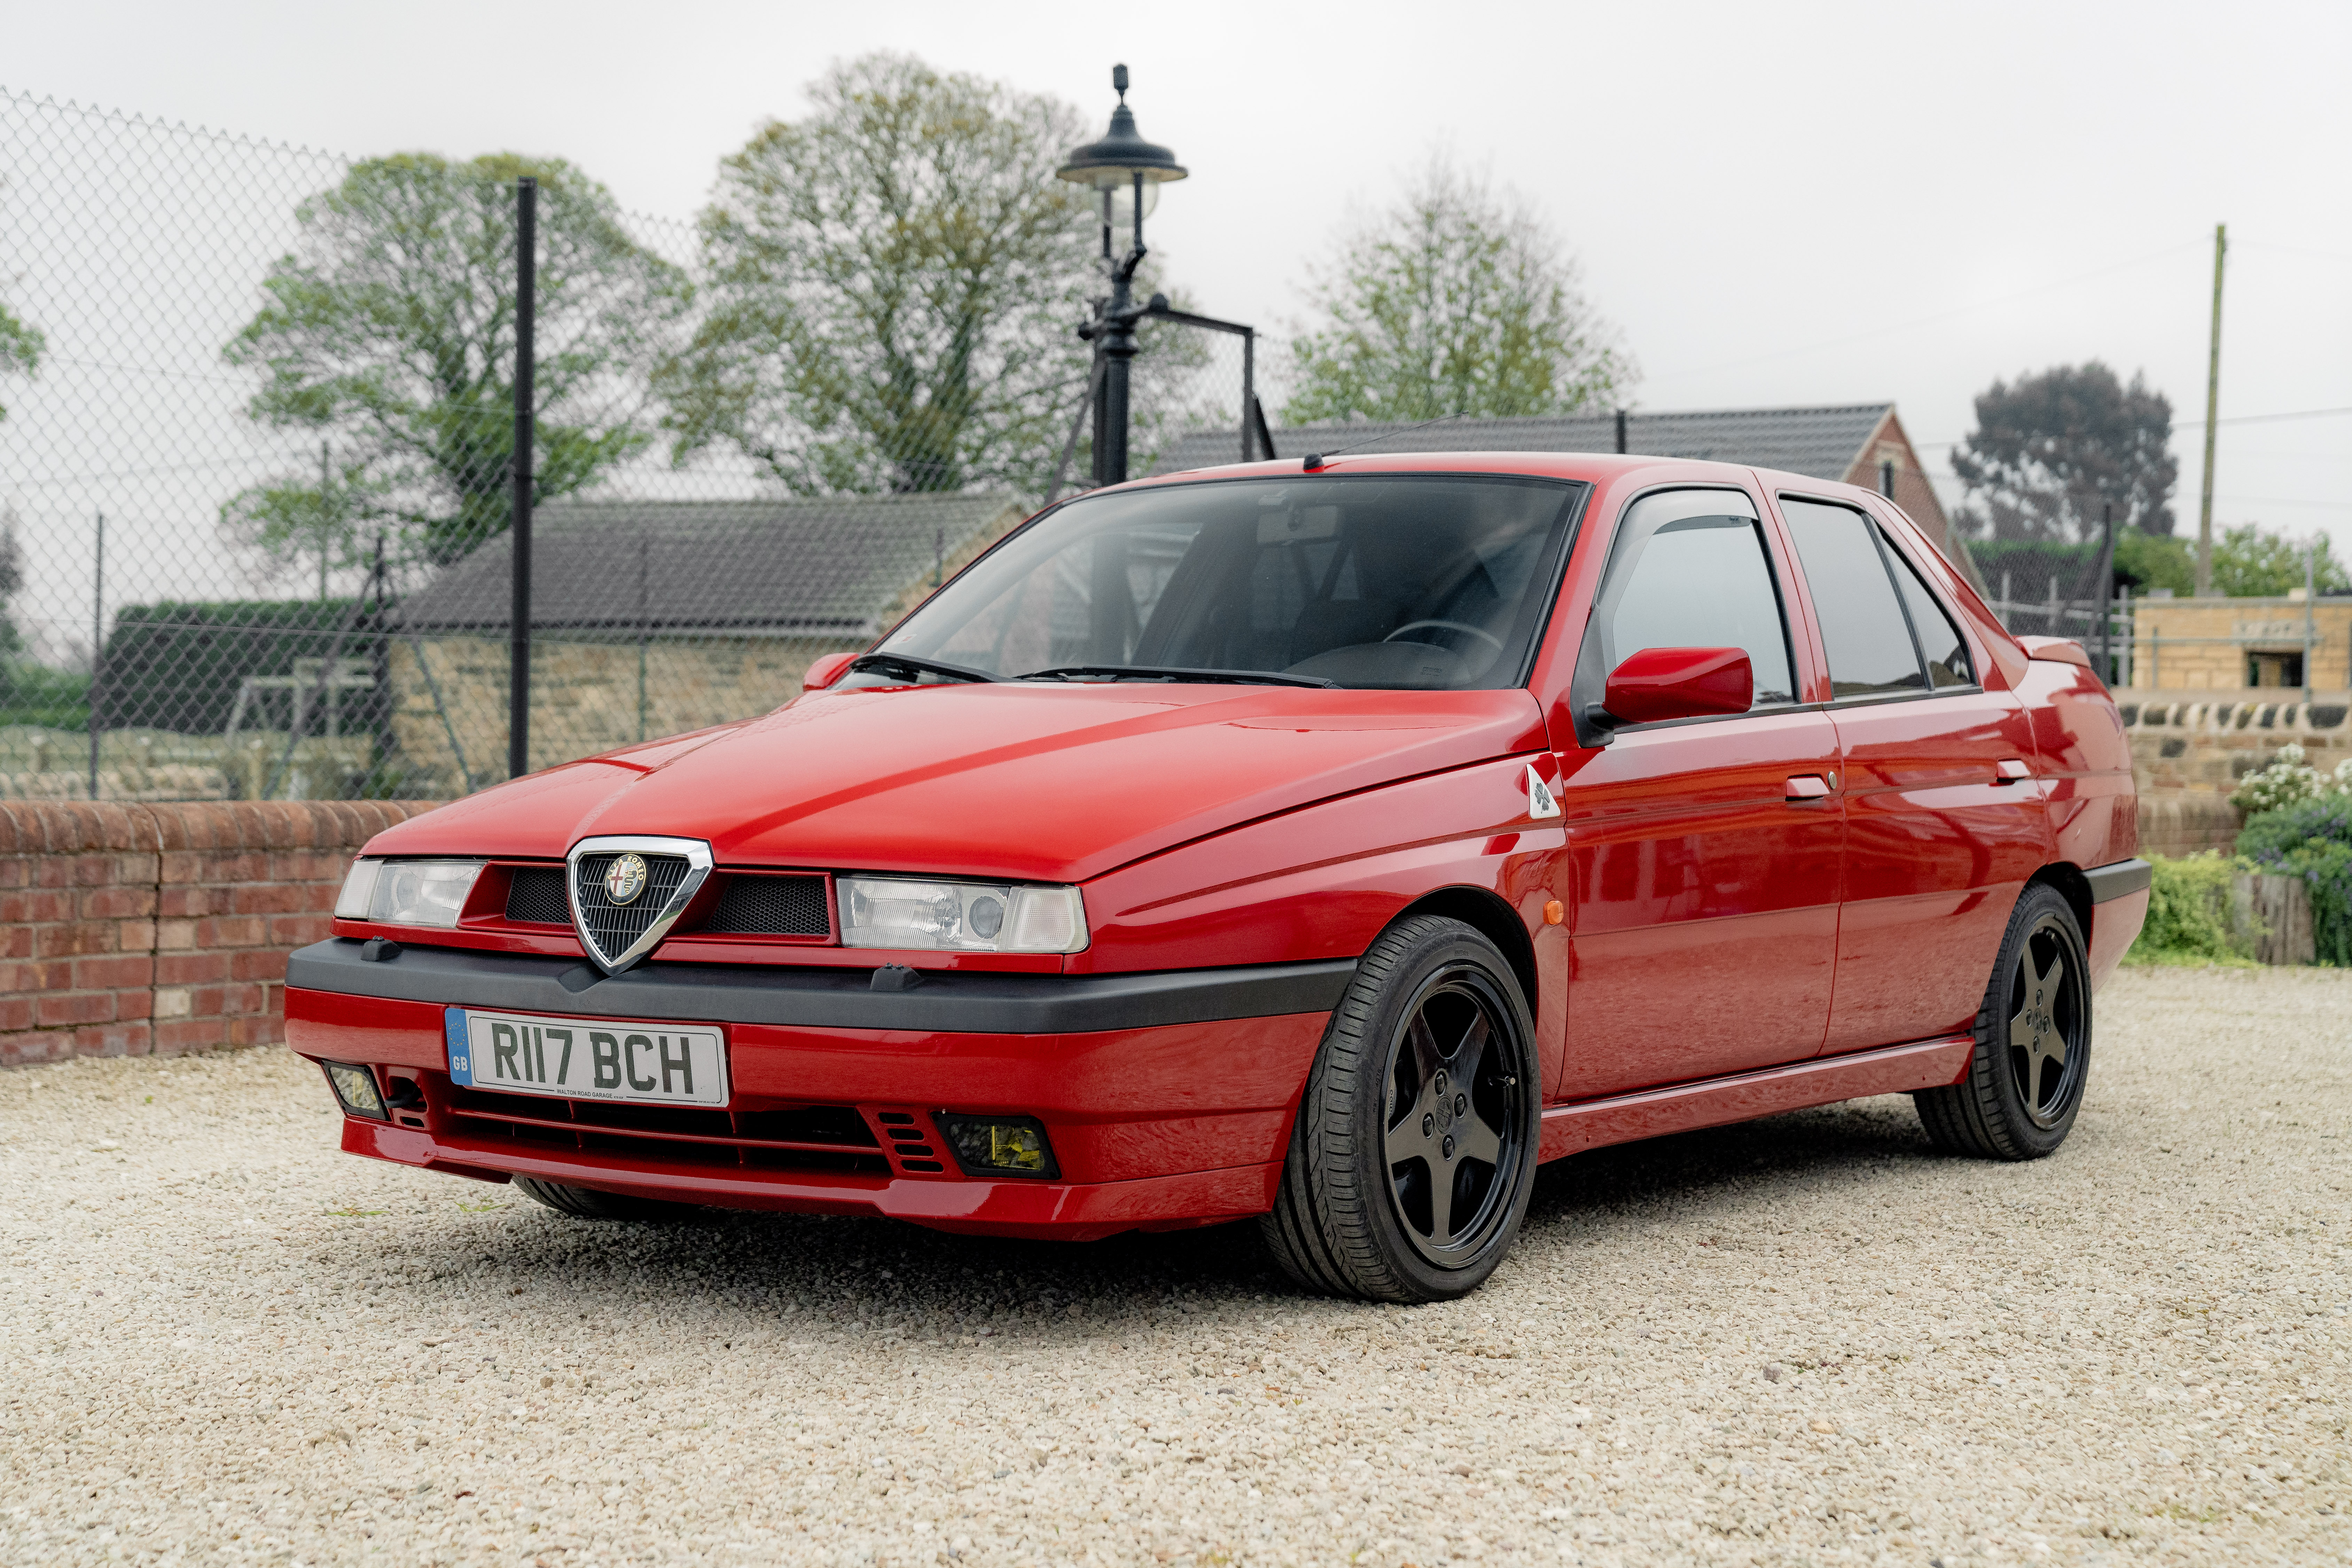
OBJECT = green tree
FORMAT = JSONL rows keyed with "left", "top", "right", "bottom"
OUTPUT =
{"left": 666, "top": 54, "right": 1115, "bottom": 495}
{"left": 1952, "top": 362, "right": 2177, "bottom": 543}
{"left": 225, "top": 153, "right": 686, "bottom": 566}
{"left": 2210, "top": 524, "right": 2347, "bottom": 596}
{"left": 2112, "top": 523, "right": 2345, "bottom": 597}
{"left": 0, "top": 300, "right": 41, "bottom": 423}
{"left": 1283, "top": 158, "right": 1634, "bottom": 425}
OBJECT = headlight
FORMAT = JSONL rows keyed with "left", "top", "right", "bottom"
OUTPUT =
{"left": 334, "top": 857, "right": 484, "bottom": 929}
{"left": 837, "top": 875, "right": 1087, "bottom": 954}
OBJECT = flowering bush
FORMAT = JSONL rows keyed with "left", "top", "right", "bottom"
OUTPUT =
{"left": 2237, "top": 787, "right": 2352, "bottom": 966}
{"left": 2229, "top": 742, "right": 2333, "bottom": 816}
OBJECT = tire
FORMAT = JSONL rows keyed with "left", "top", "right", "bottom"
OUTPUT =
{"left": 1914, "top": 883, "right": 2092, "bottom": 1160}
{"left": 1260, "top": 915, "right": 1540, "bottom": 1303}
{"left": 512, "top": 1177, "right": 703, "bottom": 1222}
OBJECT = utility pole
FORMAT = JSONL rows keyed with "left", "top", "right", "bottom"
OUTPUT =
{"left": 508, "top": 176, "right": 537, "bottom": 780}
{"left": 2196, "top": 222, "right": 2226, "bottom": 597}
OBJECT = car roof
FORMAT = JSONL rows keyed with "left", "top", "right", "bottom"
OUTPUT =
{"left": 1118, "top": 450, "right": 1889, "bottom": 510}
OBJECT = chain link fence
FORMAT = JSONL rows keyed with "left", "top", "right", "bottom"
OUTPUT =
{"left": 0, "top": 90, "right": 1259, "bottom": 802}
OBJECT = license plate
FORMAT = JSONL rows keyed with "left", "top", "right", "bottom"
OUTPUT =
{"left": 445, "top": 1008, "right": 729, "bottom": 1107}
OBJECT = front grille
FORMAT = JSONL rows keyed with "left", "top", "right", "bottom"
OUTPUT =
{"left": 572, "top": 852, "right": 690, "bottom": 960}
{"left": 701, "top": 873, "right": 830, "bottom": 937}
{"left": 505, "top": 865, "right": 570, "bottom": 925}
{"left": 444, "top": 1085, "right": 888, "bottom": 1176}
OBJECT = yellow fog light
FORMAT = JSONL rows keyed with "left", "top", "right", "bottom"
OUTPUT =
{"left": 935, "top": 1114, "right": 1058, "bottom": 1180}
{"left": 322, "top": 1061, "right": 388, "bottom": 1120}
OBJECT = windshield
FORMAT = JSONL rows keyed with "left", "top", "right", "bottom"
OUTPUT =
{"left": 867, "top": 475, "right": 1586, "bottom": 690}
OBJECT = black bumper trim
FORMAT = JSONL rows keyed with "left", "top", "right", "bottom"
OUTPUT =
{"left": 2084, "top": 858, "right": 2153, "bottom": 903}
{"left": 286, "top": 939, "right": 1358, "bottom": 1036}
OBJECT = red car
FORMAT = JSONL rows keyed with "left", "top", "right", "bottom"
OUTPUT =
{"left": 288, "top": 453, "right": 2146, "bottom": 1302}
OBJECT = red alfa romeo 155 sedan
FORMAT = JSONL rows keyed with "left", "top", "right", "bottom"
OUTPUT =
{"left": 288, "top": 452, "right": 2147, "bottom": 1302}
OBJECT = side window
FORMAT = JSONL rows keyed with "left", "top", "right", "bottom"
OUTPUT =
{"left": 1883, "top": 541, "right": 1975, "bottom": 688}
{"left": 1581, "top": 489, "right": 1796, "bottom": 711}
{"left": 1780, "top": 498, "right": 1927, "bottom": 699}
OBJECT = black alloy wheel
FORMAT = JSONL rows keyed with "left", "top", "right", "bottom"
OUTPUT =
{"left": 1384, "top": 972, "right": 1522, "bottom": 1264}
{"left": 1916, "top": 884, "right": 2092, "bottom": 1160}
{"left": 1262, "top": 915, "right": 1539, "bottom": 1302}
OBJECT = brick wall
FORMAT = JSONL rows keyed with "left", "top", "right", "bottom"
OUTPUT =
{"left": 0, "top": 800, "right": 441, "bottom": 1068}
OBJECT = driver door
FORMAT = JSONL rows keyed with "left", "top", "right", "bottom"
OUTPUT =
{"left": 1556, "top": 486, "right": 1844, "bottom": 1100}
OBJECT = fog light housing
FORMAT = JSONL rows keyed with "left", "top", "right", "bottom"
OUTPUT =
{"left": 935, "top": 1113, "right": 1058, "bottom": 1180}
{"left": 322, "top": 1061, "right": 388, "bottom": 1121}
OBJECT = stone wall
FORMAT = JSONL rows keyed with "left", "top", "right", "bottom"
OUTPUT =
{"left": 2122, "top": 693, "right": 2351, "bottom": 797}
{"left": 0, "top": 800, "right": 439, "bottom": 1067}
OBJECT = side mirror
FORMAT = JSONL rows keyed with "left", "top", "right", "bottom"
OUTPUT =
{"left": 1596, "top": 646, "right": 1752, "bottom": 729}
{"left": 803, "top": 650, "right": 860, "bottom": 693}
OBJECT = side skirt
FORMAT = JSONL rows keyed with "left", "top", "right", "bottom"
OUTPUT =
{"left": 1537, "top": 1034, "right": 1974, "bottom": 1162}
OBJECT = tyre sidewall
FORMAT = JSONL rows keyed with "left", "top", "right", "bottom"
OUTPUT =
{"left": 1978, "top": 885, "right": 2092, "bottom": 1156}
{"left": 1342, "top": 920, "right": 1542, "bottom": 1301}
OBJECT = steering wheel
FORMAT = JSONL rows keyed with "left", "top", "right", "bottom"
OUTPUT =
{"left": 1383, "top": 619, "right": 1508, "bottom": 658}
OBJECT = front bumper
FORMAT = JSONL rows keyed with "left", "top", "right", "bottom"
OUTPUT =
{"left": 285, "top": 939, "right": 1349, "bottom": 1240}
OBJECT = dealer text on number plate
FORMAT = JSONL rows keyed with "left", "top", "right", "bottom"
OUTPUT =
{"left": 444, "top": 1008, "right": 729, "bottom": 1107}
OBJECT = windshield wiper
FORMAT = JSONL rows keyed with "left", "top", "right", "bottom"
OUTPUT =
{"left": 1019, "top": 664, "right": 1335, "bottom": 688}
{"left": 847, "top": 652, "right": 999, "bottom": 685}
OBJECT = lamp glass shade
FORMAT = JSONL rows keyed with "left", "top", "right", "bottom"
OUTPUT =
{"left": 1095, "top": 179, "right": 1158, "bottom": 228}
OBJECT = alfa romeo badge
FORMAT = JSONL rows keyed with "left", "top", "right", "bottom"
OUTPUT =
{"left": 604, "top": 851, "right": 650, "bottom": 905}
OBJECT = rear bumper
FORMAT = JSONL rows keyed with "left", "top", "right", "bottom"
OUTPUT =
{"left": 286, "top": 939, "right": 1343, "bottom": 1240}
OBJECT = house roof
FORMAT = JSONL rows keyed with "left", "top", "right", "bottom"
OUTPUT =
{"left": 389, "top": 494, "right": 1024, "bottom": 636}
{"left": 1148, "top": 404, "right": 1899, "bottom": 484}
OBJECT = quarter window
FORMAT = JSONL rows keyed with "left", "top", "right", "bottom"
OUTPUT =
{"left": 1884, "top": 541, "right": 1975, "bottom": 688}
{"left": 1780, "top": 498, "right": 1927, "bottom": 699}
{"left": 1582, "top": 489, "right": 1795, "bottom": 711}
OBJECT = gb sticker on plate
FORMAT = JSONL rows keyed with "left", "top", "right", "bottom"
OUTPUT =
{"left": 1525, "top": 763, "right": 1561, "bottom": 820}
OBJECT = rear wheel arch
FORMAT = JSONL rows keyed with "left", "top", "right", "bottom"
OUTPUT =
{"left": 2030, "top": 862, "right": 2094, "bottom": 949}
{"left": 1391, "top": 885, "right": 1538, "bottom": 1018}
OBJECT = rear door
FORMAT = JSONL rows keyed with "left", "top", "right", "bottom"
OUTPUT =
{"left": 1774, "top": 495, "right": 2051, "bottom": 1054}
{"left": 1557, "top": 486, "right": 1843, "bottom": 1100}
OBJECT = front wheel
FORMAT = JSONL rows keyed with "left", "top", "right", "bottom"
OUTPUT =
{"left": 1914, "top": 883, "right": 2092, "bottom": 1160}
{"left": 1261, "top": 915, "right": 1540, "bottom": 1302}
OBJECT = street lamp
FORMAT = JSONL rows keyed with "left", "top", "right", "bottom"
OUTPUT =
{"left": 1058, "top": 64, "right": 1186, "bottom": 486}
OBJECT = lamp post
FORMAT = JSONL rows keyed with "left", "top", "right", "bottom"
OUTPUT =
{"left": 1057, "top": 64, "right": 1186, "bottom": 486}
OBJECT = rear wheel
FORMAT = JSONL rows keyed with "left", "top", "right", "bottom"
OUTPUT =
{"left": 1915, "top": 883, "right": 2091, "bottom": 1160}
{"left": 512, "top": 1177, "right": 703, "bottom": 1222}
{"left": 1261, "top": 915, "right": 1539, "bottom": 1302}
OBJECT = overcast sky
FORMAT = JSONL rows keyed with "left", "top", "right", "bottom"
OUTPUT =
{"left": 9, "top": 0, "right": 2350, "bottom": 561}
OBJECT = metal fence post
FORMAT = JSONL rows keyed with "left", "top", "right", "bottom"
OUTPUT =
{"left": 1241, "top": 329, "right": 1256, "bottom": 462}
{"left": 509, "top": 175, "right": 537, "bottom": 780}
{"left": 87, "top": 511, "right": 104, "bottom": 799}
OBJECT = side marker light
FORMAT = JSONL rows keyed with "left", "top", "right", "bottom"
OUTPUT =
{"left": 1543, "top": 899, "right": 1565, "bottom": 926}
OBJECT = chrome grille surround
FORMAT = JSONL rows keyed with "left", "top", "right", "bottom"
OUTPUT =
{"left": 565, "top": 835, "right": 713, "bottom": 975}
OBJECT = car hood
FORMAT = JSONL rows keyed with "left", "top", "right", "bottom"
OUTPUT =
{"left": 368, "top": 684, "right": 1549, "bottom": 884}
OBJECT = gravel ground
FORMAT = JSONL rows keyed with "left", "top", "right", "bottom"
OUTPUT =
{"left": 2, "top": 966, "right": 2347, "bottom": 1568}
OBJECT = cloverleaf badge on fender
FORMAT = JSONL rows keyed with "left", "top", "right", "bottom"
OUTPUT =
{"left": 1526, "top": 764, "right": 1561, "bottom": 821}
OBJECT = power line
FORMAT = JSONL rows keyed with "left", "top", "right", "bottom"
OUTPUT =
{"left": 1915, "top": 403, "right": 2352, "bottom": 449}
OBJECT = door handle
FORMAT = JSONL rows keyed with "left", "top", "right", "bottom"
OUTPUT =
{"left": 1993, "top": 758, "right": 2032, "bottom": 786}
{"left": 1785, "top": 774, "right": 1832, "bottom": 802}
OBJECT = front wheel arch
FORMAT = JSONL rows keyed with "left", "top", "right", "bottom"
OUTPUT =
{"left": 1390, "top": 885, "right": 1539, "bottom": 1022}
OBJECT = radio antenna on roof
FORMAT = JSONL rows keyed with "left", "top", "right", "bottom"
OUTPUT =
{"left": 1300, "top": 412, "right": 1465, "bottom": 471}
